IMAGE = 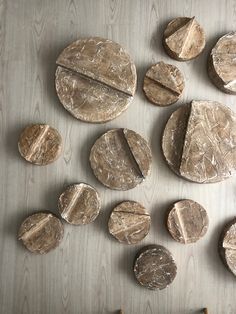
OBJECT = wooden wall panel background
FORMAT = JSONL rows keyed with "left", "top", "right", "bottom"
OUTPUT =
{"left": 0, "top": 0, "right": 236, "bottom": 313}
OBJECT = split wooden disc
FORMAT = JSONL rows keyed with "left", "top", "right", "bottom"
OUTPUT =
{"left": 18, "top": 124, "right": 62, "bottom": 165}
{"left": 55, "top": 37, "right": 137, "bottom": 123}
{"left": 89, "top": 128, "right": 152, "bottom": 190}
{"left": 133, "top": 245, "right": 177, "bottom": 290}
{"left": 167, "top": 199, "right": 209, "bottom": 244}
{"left": 219, "top": 218, "right": 236, "bottom": 276}
{"left": 208, "top": 32, "right": 236, "bottom": 94}
{"left": 163, "top": 17, "right": 205, "bottom": 61}
{"left": 162, "top": 100, "right": 236, "bottom": 183}
{"left": 108, "top": 201, "right": 151, "bottom": 244}
{"left": 18, "top": 212, "right": 64, "bottom": 254}
{"left": 143, "top": 61, "right": 184, "bottom": 106}
{"left": 58, "top": 183, "right": 101, "bottom": 225}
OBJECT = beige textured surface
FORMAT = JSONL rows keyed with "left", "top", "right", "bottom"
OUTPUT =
{"left": 18, "top": 212, "right": 64, "bottom": 254}
{"left": 56, "top": 37, "right": 137, "bottom": 96}
{"left": 163, "top": 17, "right": 206, "bottom": 61}
{"left": 167, "top": 199, "right": 209, "bottom": 244}
{"left": 133, "top": 244, "right": 177, "bottom": 290}
{"left": 89, "top": 128, "right": 152, "bottom": 190}
{"left": 108, "top": 201, "right": 151, "bottom": 244}
{"left": 162, "top": 101, "right": 236, "bottom": 183}
{"left": 208, "top": 32, "right": 236, "bottom": 94}
{"left": 18, "top": 124, "right": 62, "bottom": 165}
{"left": 55, "top": 37, "right": 137, "bottom": 123}
{"left": 179, "top": 101, "right": 236, "bottom": 183}
{"left": 58, "top": 183, "right": 101, "bottom": 225}
{"left": 219, "top": 218, "right": 236, "bottom": 276}
{"left": 55, "top": 66, "right": 132, "bottom": 123}
{"left": 143, "top": 61, "right": 184, "bottom": 106}
{"left": 1, "top": 0, "right": 236, "bottom": 313}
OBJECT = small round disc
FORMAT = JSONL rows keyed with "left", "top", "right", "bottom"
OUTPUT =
{"left": 55, "top": 37, "right": 137, "bottom": 123}
{"left": 108, "top": 201, "right": 151, "bottom": 244}
{"left": 143, "top": 61, "right": 184, "bottom": 106}
{"left": 162, "top": 100, "right": 236, "bottom": 183}
{"left": 219, "top": 218, "right": 236, "bottom": 276}
{"left": 208, "top": 32, "right": 236, "bottom": 94}
{"left": 167, "top": 199, "right": 209, "bottom": 244}
{"left": 89, "top": 128, "right": 152, "bottom": 190}
{"left": 18, "top": 124, "right": 62, "bottom": 165}
{"left": 18, "top": 212, "right": 64, "bottom": 254}
{"left": 58, "top": 183, "right": 101, "bottom": 225}
{"left": 163, "top": 17, "right": 205, "bottom": 61}
{"left": 133, "top": 245, "right": 177, "bottom": 290}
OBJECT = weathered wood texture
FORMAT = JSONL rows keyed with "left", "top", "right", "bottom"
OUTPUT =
{"left": 1, "top": 0, "right": 236, "bottom": 313}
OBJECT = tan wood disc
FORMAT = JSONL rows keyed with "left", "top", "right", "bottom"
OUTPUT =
{"left": 108, "top": 201, "right": 151, "bottom": 244}
{"left": 58, "top": 183, "right": 101, "bottom": 225}
{"left": 208, "top": 32, "right": 236, "bottom": 94}
{"left": 55, "top": 37, "right": 137, "bottom": 123}
{"left": 89, "top": 128, "right": 152, "bottom": 190}
{"left": 133, "top": 245, "right": 177, "bottom": 290}
{"left": 18, "top": 212, "right": 64, "bottom": 254}
{"left": 219, "top": 218, "right": 236, "bottom": 276}
{"left": 143, "top": 61, "right": 184, "bottom": 106}
{"left": 18, "top": 124, "right": 62, "bottom": 165}
{"left": 162, "top": 100, "right": 236, "bottom": 183}
{"left": 163, "top": 17, "right": 205, "bottom": 61}
{"left": 167, "top": 199, "right": 209, "bottom": 244}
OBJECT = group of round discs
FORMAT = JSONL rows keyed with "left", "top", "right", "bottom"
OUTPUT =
{"left": 18, "top": 196, "right": 210, "bottom": 289}
{"left": 54, "top": 18, "right": 236, "bottom": 118}
{"left": 16, "top": 16, "right": 236, "bottom": 291}
{"left": 18, "top": 125, "right": 152, "bottom": 191}
{"left": 18, "top": 97, "right": 236, "bottom": 186}
{"left": 18, "top": 183, "right": 101, "bottom": 254}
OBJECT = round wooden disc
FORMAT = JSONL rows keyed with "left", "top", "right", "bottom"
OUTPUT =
{"left": 58, "top": 183, "right": 101, "bottom": 225}
{"left": 143, "top": 61, "right": 184, "bottom": 106}
{"left": 133, "top": 245, "right": 177, "bottom": 290}
{"left": 167, "top": 199, "right": 209, "bottom": 244}
{"left": 208, "top": 32, "right": 236, "bottom": 94}
{"left": 163, "top": 17, "right": 205, "bottom": 61}
{"left": 89, "top": 128, "right": 152, "bottom": 190}
{"left": 219, "top": 218, "right": 236, "bottom": 276}
{"left": 162, "top": 100, "right": 236, "bottom": 183}
{"left": 18, "top": 212, "right": 64, "bottom": 254}
{"left": 18, "top": 124, "right": 62, "bottom": 165}
{"left": 108, "top": 201, "right": 151, "bottom": 244}
{"left": 55, "top": 37, "right": 137, "bottom": 123}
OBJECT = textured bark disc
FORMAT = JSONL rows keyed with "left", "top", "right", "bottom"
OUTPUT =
{"left": 58, "top": 183, "right": 101, "bottom": 225}
{"left": 162, "top": 100, "right": 236, "bottom": 183}
{"left": 90, "top": 129, "right": 152, "bottom": 190}
{"left": 18, "top": 212, "right": 64, "bottom": 254}
{"left": 167, "top": 199, "right": 209, "bottom": 244}
{"left": 219, "top": 218, "right": 236, "bottom": 276}
{"left": 143, "top": 61, "right": 184, "bottom": 106}
{"left": 208, "top": 32, "right": 236, "bottom": 94}
{"left": 133, "top": 245, "right": 177, "bottom": 290}
{"left": 163, "top": 17, "right": 205, "bottom": 61}
{"left": 55, "top": 37, "right": 137, "bottom": 123}
{"left": 108, "top": 201, "right": 151, "bottom": 244}
{"left": 18, "top": 124, "right": 62, "bottom": 165}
